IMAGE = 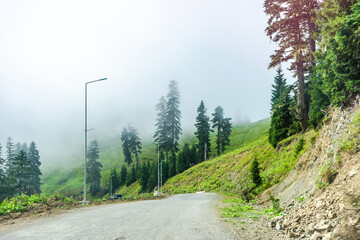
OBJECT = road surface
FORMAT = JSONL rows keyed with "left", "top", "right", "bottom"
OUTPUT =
{"left": 0, "top": 193, "right": 238, "bottom": 240}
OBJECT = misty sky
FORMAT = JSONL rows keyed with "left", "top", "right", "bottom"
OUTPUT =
{"left": 0, "top": 0, "right": 290, "bottom": 165}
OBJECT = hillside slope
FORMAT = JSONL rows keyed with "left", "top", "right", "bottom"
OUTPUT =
{"left": 164, "top": 107, "right": 360, "bottom": 239}
{"left": 164, "top": 126, "right": 316, "bottom": 197}
{"left": 41, "top": 119, "right": 270, "bottom": 197}
{"left": 267, "top": 107, "right": 360, "bottom": 239}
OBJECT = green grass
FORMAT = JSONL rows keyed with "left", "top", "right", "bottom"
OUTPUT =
{"left": 0, "top": 193, "right": 75, "bottom": 216}
{"left": 163, "top": 129, "right": 316, "bottom": 198}
{"left": 41, "top": 119, "right": 271, "bottom": 197}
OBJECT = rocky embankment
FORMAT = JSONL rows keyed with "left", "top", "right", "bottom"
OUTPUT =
{"left": 265, "top": 108, "right": 360, "bottom": 239}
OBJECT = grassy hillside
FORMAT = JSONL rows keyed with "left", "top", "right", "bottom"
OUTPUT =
{"left": 164, "top": 129, "right": 317, "bottom": 198}
{"left": 41, "top": 118, "right": 271, "bottom": 197}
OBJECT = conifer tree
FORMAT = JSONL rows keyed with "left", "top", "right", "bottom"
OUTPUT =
{"left": 189, "top": 144, "right": 198, "bottom": 166}
{"left": 166, "top": 80, "right": 182, "bottom": 154}
{"left": 221, "top": 118, "right": 232, "bottom": 153}
{"left": 211, "top": 106, "right": 232, "bottom": 156}
{"left": 250, "top": 156, "right": 262, "bottom": 187}
{"left": 268, "top": 68, "right": 293, "bottom": 147}
{"left": 28, "top": 141, "right": 42, "bottom": 194}
{"left": 11, "top": 150, "right": 32, "bottom": 195}
{"left": 264, "top": 0, "right": 318, "bottom": 131}
{"left": 125, "top": 165, "right": 137, "bottom": 186}
{"left": 5, "top": 137, "right": 15, "bottom": 173}
{"left": 119, "top": 165, "right": 127, "bottom": 186}
{"left": 14, "top": 143, "right": 22, "bottom": 156}
{"left": 176, "top": 143, "right": 190, "bottom": 174}
{"left": 121, "top": 127, "right": 132, "bottom": 166}
{"left": 194, "top": 101, "right": 211, "bottom": 162}
{"left": 313, "top": 1, "right": 360, "bottom": 106}
{"left": 147, "top": 162, "right": 157, "bottom": 192}
{"left": 127, "top": 126, "right": 142, "bottom": 168}
{"left": 110, "top": 168, "right": 119, "bottom": 192}
{"left": 154, "top": 96, "right": 169, "bottom": 157}
{"left": 139, "top": 162, "right": 150, "bottom": 192}
{"left": 87, "top": 140, "right": 102, "bottom": 196}
{"left": 0, "top": 144, "right": 6, "bottom": 200}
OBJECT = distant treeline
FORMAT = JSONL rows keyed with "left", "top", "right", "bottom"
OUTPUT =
{"left": 87, "top": 80, "right": 233, "bottom": 197}
{"left": 0, "top": 137, "right": 42, "bottom": 201}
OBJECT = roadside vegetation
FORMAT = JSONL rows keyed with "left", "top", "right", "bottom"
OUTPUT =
{"left": 164, "top": 130, "right": 316, "bottom": 199}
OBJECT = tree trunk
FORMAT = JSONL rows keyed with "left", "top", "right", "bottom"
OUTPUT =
{"left": 295, "top": 17, "right": 309, "bottom": 132}
{"left": 308, "top": 0, "right": 316, "bottom": 77}
{"left": 297, "top": 59, "right": 308, "bottom": 132}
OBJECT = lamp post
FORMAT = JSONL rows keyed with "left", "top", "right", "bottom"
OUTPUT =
{"left": 81, "top": 78, "right": 108, "bottom": 203}
{"left": 160, "top": 160, "right": 165, "bottom": 194}
{"left": 157, "top": 144, "right": 160, "bottom": 196}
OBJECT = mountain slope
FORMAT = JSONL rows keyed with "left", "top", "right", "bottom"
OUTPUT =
{"left": 41, "top": 119, "right": 270, "bottom": 196}
{"left": 164, "top": 129, "right": 316, "bottom": 197}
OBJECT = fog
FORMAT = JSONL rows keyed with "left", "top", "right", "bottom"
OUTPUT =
{"left": 0, "top": 0, "right": 286, "bottom": 165}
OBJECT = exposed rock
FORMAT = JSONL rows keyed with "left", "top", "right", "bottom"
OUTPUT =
{"left": 323, "top": 232, "right": 333, "bottom": 240}
{"left": 349, "top": 169, "right": 357, "bottom": 178}
{"left": 306, "top": 222, "right": 315, "bottom": 234}
{"left": 314, "top": 219, "right": 330, "bottom": 232}
{"left": 310, "top": 231, "right": 322, "bottom": 240}
{"left": 327, "top": 210, "right": 334, "bottom": 219}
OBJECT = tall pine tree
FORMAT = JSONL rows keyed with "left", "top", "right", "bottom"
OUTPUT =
{"left": 87, "top": 140, "right": 102, "bottom": 196}
{"left": 119, "top": 165, "right": 127, "bottom": 186}
{"left": 127, "top": 126, "right": 142, "bottom": 168}
{"left": 268, "top": 68, "right": 293, "bottom": 147}
{"left": 194, "top": 101, "right": 211, "bottom": 162}
{"left": 121, "top": 127, "right": 132, "bottom": 166}
{"left": 154, "top": 96, "right": 169, "bottom": 158}
{"left": 5, "top": 137, "right": 15, "bottom": 173}
{"left": 0, "top": 144, "right": 6, "bottom": 200}
{"left": 211, "top": 106, "right": 232, "bottom": 156}
{"left": 166, "top": 80, "right": 182, "bottom": 154}
{"left": 11, "top": 150, "right": 32, "bottom": 195}
{"left": 264, "top": 0, "right": 318, "bottom": 131}
{"left": 28, "top": 141, "right": 42, "bottom": 194}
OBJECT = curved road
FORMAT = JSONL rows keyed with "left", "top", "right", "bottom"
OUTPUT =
{"left": 0, "top": 193, "right": 238, "bottom": 240}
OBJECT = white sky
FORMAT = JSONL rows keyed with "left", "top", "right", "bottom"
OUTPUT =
{"left": 0, "top": 0, "right": 289, "bottom": 164}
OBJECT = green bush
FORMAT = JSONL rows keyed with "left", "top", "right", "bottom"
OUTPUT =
{"left": 294, "top": 138, "right": 305, "bottom": 156}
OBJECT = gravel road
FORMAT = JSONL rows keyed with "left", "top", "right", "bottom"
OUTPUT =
{"left": 0, "top": 193, "right": 238, "bottom": 240}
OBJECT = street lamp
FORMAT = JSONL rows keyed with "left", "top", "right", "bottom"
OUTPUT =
{"left": 81, "top": 77, "right": 108, "bottom": 203}
{"left": 160, "top": 160, "right": 165, "bottom": 194}
{"left": 157, "top": 144, "right": 160, "bottom": 197}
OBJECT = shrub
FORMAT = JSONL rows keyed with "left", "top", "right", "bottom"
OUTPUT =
{"left": 250, "top": 156, "right": 262, "bottom": 187}
{"left": 294, "top": 138, "right": 305, "bottom": 156}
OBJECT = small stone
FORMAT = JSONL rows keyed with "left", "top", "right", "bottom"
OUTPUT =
{"left": 306, "top": 222, "right": 315, "bottom": 234}
{"left": 349, "top": 169, "right": 357, "bottom": 178}
{"left": 269, "top": 221, "right": 276, "bottom": 228}
{"left": 323, "top": 232, "right": 332, "bottom": 240}
{"left": 314, "top": 219, "right": 330, "bottom": 232}
{"left": 328, "top": 210, "right": 334, "bottom": 219}
{"left": 316, "top": 201, "right": 323, "bottom": 208}
{"left": 276, "top": 221, "right": 283, "bottom": 230}
{"left": 287, "top": 230, "right": 296, "bottom": 238}
{"left": 310, "top": 231, "right": 322, "bottom": 240}
{"left": 338, "top": 203, "right": 345, "bottom": 211}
